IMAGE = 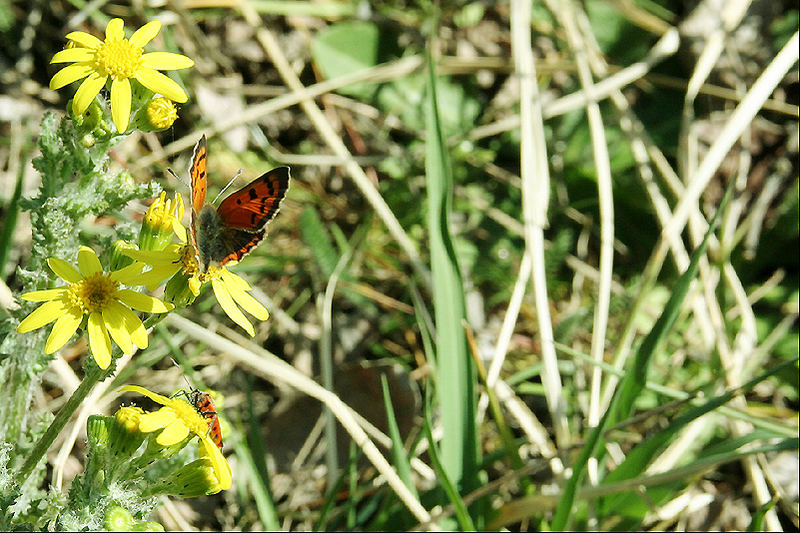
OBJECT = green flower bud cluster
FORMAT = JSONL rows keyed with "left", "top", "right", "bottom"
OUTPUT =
{"left": 58, "top": 407, "right": 224, "bottom": 529}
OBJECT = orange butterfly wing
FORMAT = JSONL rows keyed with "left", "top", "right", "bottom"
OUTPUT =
{"left": 215, "top": 167, "right": 289, "bottom": 266}
{"left": 190, "top": 136, "right": 208, "bottom": 215}
{"left": 189, "top": 136, "right": 209, "bottom": 250}
{"left": 216, "top": 167, "right": 290, "bottom": 230}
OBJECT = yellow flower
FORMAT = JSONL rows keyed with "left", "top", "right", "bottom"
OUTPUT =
{"left": 125, "top": 243, "right": 270, "bottom": 336}
{"left": 139, "top": 191, "right": 186, "bottom": 251}
{"left": 50, "top": 18, "right": 194, "bottom": 133}
{"left": 119, "top": 385, "right": 232, "bottom": 491}
{"left": 16, "top": 246, "right": 173, "bottom": 369}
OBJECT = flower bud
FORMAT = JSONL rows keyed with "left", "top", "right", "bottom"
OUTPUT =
{"left": 131, "top": 520, "right": 166, "bottom": 532}
{"left": 164, "top": 269, "right": 198, "bottom": 309}
{"left": 104, "top": 505, "right": 134, "bottom": 531}
{"left": 145, "top": 97, "right": 179, "bottom": 131}
{"left": 139, "top": 192, "right": 186, "bottom": 252}
{"left": 143, "top": 457, "right": 225, "bottom": 498}
{"left": 109, "top": 240, "right": 138, "bottom": 271}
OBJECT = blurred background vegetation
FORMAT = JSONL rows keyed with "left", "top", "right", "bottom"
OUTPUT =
{"left": 0, "top": 0, "right": 797, "bottom": 530}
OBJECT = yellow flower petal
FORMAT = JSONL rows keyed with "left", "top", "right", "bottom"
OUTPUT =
{"left": 119, "top": 385, "right": 171, "bottom": 406}
{"left": 199, "top": 435, "right": 232, "bottom": 491}
{"left": 128, "top": 264, "right": 181, "bottom": 292}
{"left": 17, "top": 299, "right": 67, "bottom": 333}
{"left": 50, "top": 48, "right": 95, "bottom": 64}
{"left": 105, "top": 18, "right": 124, "bottom": 41}
{"left": 172, "top": 219, "right": 187, "bottom": 243}
{"left": 212, "top": 277, "right": 254, "bottom": 336}
{"left": 88, "top": 312, "right": 112, "bottom": 369}
{"left": 110, "top": 77, "right": 132, "bottom": 133}
{"left": 188, "top": 275, "right": 202, "bottom": 296}
{"left": 140, "top": 52, "right": 194, "bottom": 70}
{"left": 123, "top": 246, "right": 182, "bottom": 264}
{"left": 115, "top": 289, "right": 173, "bottom": 313}
{"left": 109, "top": 262, "right": 145, "bottom": 283}
{"left": 77, "top": 246, "right": 103, "bottom": 277}
{"left": 220, "top": 269, "right": 251, "bottom": 291}
{"left": 65, "top": 30, "right": 102, "bottom": 49}
{"left": 157, "top": 418, "right": 190, "bottom": 446}
{"left": 102, "top": 301, "right": 133, "bottom": 354}
{"left": 226, "top": 279, "right": 269, "bottom": 320}
{"left": 47, "top": 257, "right": 82, "bottom": 283}
{"left": 20, "top": 288, "right": 66, "bottom": 302}
{"left": 129, "top": 20, "right": 161, "bottom": 48}
{"left": 134, "top": 68, "right": 187, "bottom": 102}
{"left": 139, "top": 407, "right": 178, "bottom": 432}
{"left": 72, "top": 71, "right": 107, "bottom": 115}
{"left": 114, "top": 300, "right": 149, "bottom": 349}
{"left": 44, "top": 310, "right": 83, "bottom": 354}
{"left": 50, "top": 64, "right": 94, "bottom": 90}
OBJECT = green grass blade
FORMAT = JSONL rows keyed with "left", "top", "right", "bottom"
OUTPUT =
{"left": 599, "top": 438, "right": 798, "bottom": 496}
{"left": 748, "top": 497, "right": 779, "bottom": 532}
{"left": 242, "top": 378, "right": 280, "bottom": 530}
{"left": 604, "top": 356, "right": 799, "bottom": 484}
{"left": 551, "top": 183, "right": 735, "bottom": 530}
{"left": 424, "top": 49, "right": 478, "bottom": 493}
{"left": 380, "top": 375, "right": 418, "bottom": 498}
{"left": 423, "top": 392, "right": 476, "bottom": 532}
{"left": 314, "top": 461, "right": 351, "bottom": 532}
{"left": 236, "top": 436, "right": 280, "bottom": 530}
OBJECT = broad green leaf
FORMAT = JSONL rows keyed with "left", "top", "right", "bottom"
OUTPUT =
{"left": 424, "top": 51, "right": 479, "bottom": 496}
{"left": 312, "top": 21, "right": 382, "bottom": 98}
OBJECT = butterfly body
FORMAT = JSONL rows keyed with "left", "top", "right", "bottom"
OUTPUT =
{"left": 189, "top": 135, "right": 289, "bottom": 272}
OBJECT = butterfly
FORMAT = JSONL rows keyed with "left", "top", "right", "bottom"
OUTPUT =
{"left": 189, "top": 135, "right": 290, "bottom": 273}
{"left": 183, "top": 389, "right": 223, "bottom": 448}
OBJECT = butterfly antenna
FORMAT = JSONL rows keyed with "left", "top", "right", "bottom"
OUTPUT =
{"left": 167, "top": 168, "right": 189, "bottom": 187}
{"left": 212, "top": 169, "right": 243, "bottom": 205}
{"left": 169, "top": 357, "right": 196, "bottom": 392}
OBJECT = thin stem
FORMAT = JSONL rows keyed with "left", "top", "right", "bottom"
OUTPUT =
{"left": 17, "top": 360, "right": 108, "bottom": 484}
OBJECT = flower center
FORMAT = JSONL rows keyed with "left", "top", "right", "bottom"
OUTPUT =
{"left": 200, "top": 266, "right": 223, "bottom": 284}
{"left": 66, "top": 272, "right": 119, "bottom": 314}
{"left": 180, "top": 245, "right": 200, "bottom": 277}
{"left": 171, "top": 398, "right": 212, "bottom": 437}
{"left": 94, "top": 37, "right": 142, "bottom": 80}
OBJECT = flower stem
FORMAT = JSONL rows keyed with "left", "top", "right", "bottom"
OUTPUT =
{"left": 16, "top": 359, "right": 109, "bottom": 484}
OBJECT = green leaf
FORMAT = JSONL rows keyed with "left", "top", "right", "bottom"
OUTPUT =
{"left": 299, "top": 205, "right": 339, "bottom": 277}
{"left": 311, "top": 21, "right": 382, "bottom": 98}
{"left": 423, "top": 392, "right": 476, "bottom": 532}
{"left": 424, "top": 50, "right": 479, "bottom": 494}
{"left": 380, "top": 376, "right": 418, "bottom": 499}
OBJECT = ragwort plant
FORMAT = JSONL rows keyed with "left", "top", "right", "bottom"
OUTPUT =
{"left": 0, "top": 18, "right": 260, "bottom": 529}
